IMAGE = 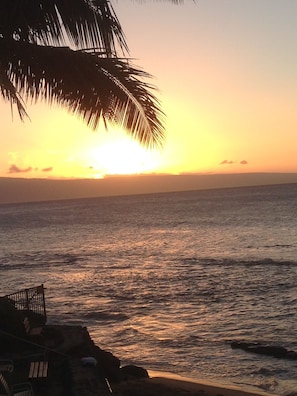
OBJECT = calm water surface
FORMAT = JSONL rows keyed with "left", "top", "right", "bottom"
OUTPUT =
{"left": 1, "top": 184, "right": 297, "bottom": 395}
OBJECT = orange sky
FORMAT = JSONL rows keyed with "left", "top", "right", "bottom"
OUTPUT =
{"left": 1, "top": 0, "right": 297, "bottom": 180}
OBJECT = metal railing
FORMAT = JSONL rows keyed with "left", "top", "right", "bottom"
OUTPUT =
{"left": 4, "top": 284, "right": 46, "bottom": 323}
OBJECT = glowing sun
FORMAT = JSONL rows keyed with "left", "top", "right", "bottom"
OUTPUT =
{"left": 88, "top": 136, "right": 161, "bottom": 177}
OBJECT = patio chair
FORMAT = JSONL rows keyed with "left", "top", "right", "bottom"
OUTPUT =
{"left": 0, "top": 362, "right": 13, "bottom": 374}
{"left": 0, "top": 366, "right": 34, "bottom": 396}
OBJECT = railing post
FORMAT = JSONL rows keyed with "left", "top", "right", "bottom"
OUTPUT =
{"left": 25, "top": 288, "right": 30, "bottom": 312}
{"left": 41, "top": 284, "right": 47, "bottom": 322}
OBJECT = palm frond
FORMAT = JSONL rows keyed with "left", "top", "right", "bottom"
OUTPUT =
{"left": 0, "top": 66, "right": 27, "bottom": 120}
{"left": 0, "top": 0, "right": 187, "bottom": 147}
{"left": 0, "top": 0, "right": 127, "bottom": 54}
{"left": 0, "top": 38, "right": 164, "bottom": 147}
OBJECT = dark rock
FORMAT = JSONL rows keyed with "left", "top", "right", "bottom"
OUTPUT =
{"left": 52, "top": 325, "right": 121, "bottom": 382}
{"left": 231, "top": 342, "right": 250, "bottom": 350}
{"left": 120, "top": 365, "right": 149, "bottom": 381}
{"left": 230, "top": 342, "right": 297, "bottom": 360}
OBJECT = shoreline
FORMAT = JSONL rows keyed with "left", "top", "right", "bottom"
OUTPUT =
{"left": 147, "top": 371, "right": 277, "bottom": 396}
{"left": 0, "top": 285, "right": 282, "bottom": 396}
{"left": 47, "top": 323, "right": 278, "bottom": 396}
{"left": 111, "top": 370, "right": 278, "bottom": 396}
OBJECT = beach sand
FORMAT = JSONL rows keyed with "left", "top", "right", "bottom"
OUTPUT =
{"left": 112, "top": 371, "right": 277, "bottom": 396}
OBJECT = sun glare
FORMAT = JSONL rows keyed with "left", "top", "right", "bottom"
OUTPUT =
{"left": 87, "top": 135, "right": 161, "bottom": 178}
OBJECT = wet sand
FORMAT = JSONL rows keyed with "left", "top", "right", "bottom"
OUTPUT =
{"left": 112, "top": 371, "right": 277, "bottom": 396}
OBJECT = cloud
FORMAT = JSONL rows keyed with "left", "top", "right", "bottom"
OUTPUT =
{"left": 220, "top": 160, "right": 249, "bottom": 166}
{"left": 42, "top": 167, "right": 53, "bottom": 172}
{"left": 8, "top": 164, "right": 32, "bottom": 174}
{"left": 220, "top": 160, "right": 235, "bottom": 165}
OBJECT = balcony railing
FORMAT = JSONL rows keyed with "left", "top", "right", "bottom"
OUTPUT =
{"left": 4, "top": 284, "right": 46, "bottom": 324}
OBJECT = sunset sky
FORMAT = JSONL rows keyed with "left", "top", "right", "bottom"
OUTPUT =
{"left": 1, "top": 0, "right": 297, "bottom": 180}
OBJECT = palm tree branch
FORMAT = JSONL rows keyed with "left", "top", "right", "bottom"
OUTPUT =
{"left": 0, "top": 38, "right": 165, "bottom": 147}
{"left": 0, "top": 0, "right": 127, "bottom": 54}
{"left": 0, "top": 66, "right": 28, "bottom": 120}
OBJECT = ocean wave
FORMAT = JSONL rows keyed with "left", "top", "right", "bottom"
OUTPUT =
{"left": 0, "top": 251, "right": 85, "bottom": 268}
{"left": 2, "top": 185, "right": 297, "bottom": 396}
{"left": 180, "top": 256, "right": 297, "bottom": 267}
{"left": 83, "top": 311, "right": 129, "bottom": 322}
{"left": 156, "top": 334, "right": 206, "bottom": 349}
{"left": 251, "top": 367, "right": 288, "bottom": 376}
{"left": 263, "top": 244, "right": 295, "bottom": 249}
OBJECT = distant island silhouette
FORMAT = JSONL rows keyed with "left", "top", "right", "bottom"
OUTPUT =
{"left": 1, "top": 173, "right": 297, "bottom": 204}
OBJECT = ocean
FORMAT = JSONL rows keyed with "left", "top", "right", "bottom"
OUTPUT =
{"left": 1, "top": 183, "right": 297, "bottom": 395}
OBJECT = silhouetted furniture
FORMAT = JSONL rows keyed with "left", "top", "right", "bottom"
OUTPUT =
{"left": 28, "top": 360, "right": 48, "bottom": 396}
{"left": 28, "top": 361, "right": 48, "bottom": 380}
{"left": 11, "top": 381, "right": 34, "bottom": 396}
{"left": 0, "top": 361, "right": 34, "bottom": 396}
{"left": 0, "top": 361, "right": 13, "bottom": 374}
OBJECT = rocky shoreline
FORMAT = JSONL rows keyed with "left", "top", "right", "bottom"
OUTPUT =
{"left": 35, "top": 324, "right": 281, "bottom": 396}
{"left": 0, "top": 325, "right": 278, "bottom": 396}
{"left": 1, "top": 322, "right": 277, "bottom": 396}
{"left": 38, "top": 324, "right": 273, "bottom": 396}
{"left": 1, "top": 285, "right": 201, "bottom": 395}
{"left": 0, "top": 286, "right": 279, "bottom": 396}
{"left": 33, "top": 323, "right": 150, "bottom": 395}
